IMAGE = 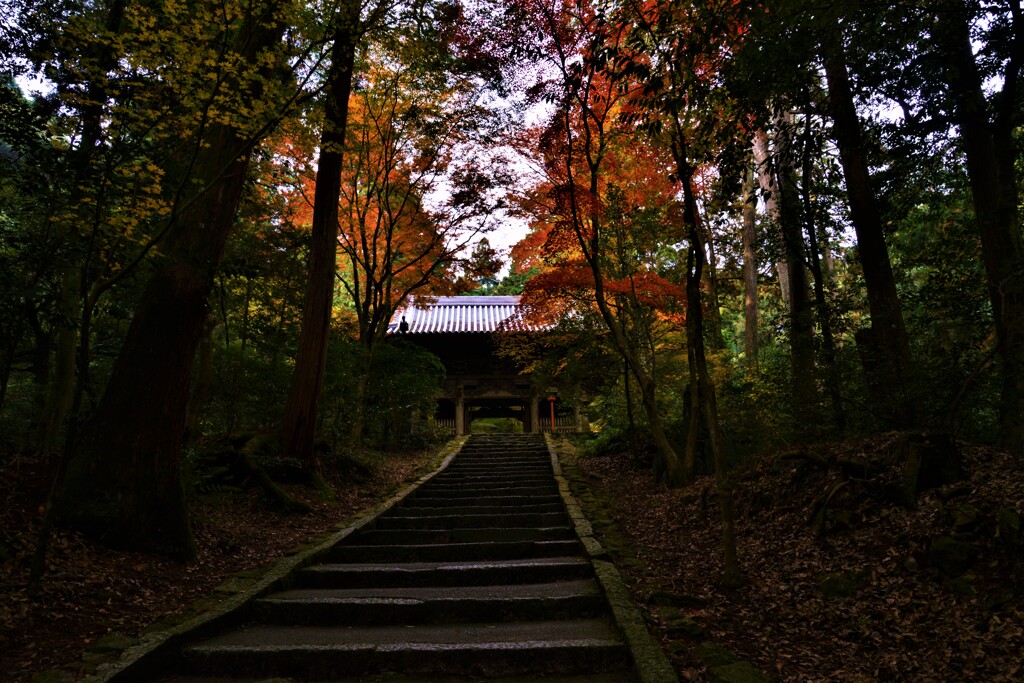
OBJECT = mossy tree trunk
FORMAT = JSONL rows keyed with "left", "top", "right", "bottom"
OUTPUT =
{"left": 57, "top": 7, "right": 288, "bottom": 561}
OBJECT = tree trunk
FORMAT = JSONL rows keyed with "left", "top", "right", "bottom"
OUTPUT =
{"left": 348, "top": 346, "right": 372, "bottom": 447}
{"left": 753, "top": 130, "right": 791, "bottom": 308}
{"left": 684, "top": 346, "right": 699, "bottom": 483}
{"left": 183, "top": 317, "right": 218, "bottom": 449}
{"left": 757, "top": 120, "right": 817, "bottom": 412}
{"left": 799, "top": 107, "right": 846, "bottom": 432}
{"left": 821, "top": 24, "right": 914, "bottom": 427}
{"left": 637, "top": 373, "right": 678, "bottom": 483}
{"left": 696, "top": 192, "right": 726, "bottom": 351}
{"left": 56, "top": 11, "right": 286, "bottom": 560}
{"left": 676, "top": 137, "right": 741, "bottom": 586}
{"left": 34, "top": 267, "right": 79, "bottom": 452}
{"left": 931, "top": 0, "right": 1024, "bottom": 449}
{"left": 742, "top": 162, "right": 759, "bottom": 367}
{"left": 623, "top": 359, "right": 640, "bottom": 463}
{"left": 280, "top": 5, "right": 358, "bottom": 469}
{"left": 777, "top": 114, "right": 818, "bottom": 413}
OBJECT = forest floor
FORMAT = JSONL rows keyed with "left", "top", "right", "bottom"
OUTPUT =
{"left": 559, "top": 433, "right": 1023, "bottom": 682}
{"left": 0, "top": 442, "right": 444, "bottom": 682}
{"left": 3, "top": 434, "right": 1020, "bottom": 682}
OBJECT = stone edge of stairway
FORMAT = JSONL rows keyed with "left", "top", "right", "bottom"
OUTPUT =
{"left": 83, "top": 436, "right": 471, "bottom": 683}
{"left": 544, "top": 434, "right": 680, "bottom": 683}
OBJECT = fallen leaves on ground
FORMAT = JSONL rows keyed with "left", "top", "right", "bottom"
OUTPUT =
{"left": 0, "top": 447, "right": 438, "bottom": 682}
{"left": 567, "top": 434, "right": 1023, "bottom": 682}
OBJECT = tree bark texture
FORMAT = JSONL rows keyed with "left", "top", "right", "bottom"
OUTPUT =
{"left": 183, "top": 317, "right": 218, "bottom": 449}
{"left": 34, "top": 266, "right": 79, "bottom": 452}
{"left": 696, "top": 201, "right": 726, "bottom": 351}
{"left": 741, "top": 162, "right": 759, "bottom": 366}
{"left": 280, "top": 7, "right": 358, "bottom": 469}
{"left": 931, "top": 0, "right": 1024, "bottom": 449}
{"left": 821, "top": 24, "right": 914, "bottom": 427}
{"left": 753, "top": 130, "right": 791, "bottom": 308}
{"left": 677, "top": 144, "right": 741, "bottom": 585}
{"left": 57, "top": 9, "right": 287, "bottom": 560}
{"left": 758, "top": 121, "right": 817, "bottom": 412}
{"left": 794, "top": 101, "right": 843, "bottom": 432}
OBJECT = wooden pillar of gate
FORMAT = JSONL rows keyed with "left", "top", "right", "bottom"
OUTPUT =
{"left": 455, "top": 395, "right": 466, "bottom": 435}
{"left": 529, "top": 395, "right": 540, "bottom": 434}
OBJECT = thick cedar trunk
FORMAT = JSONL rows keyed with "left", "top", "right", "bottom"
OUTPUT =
{"left": 57, "top": 10, "right": 285, "bottom": 560}
{"left": 741, "top": 162, "right": 758, "bottom": 366}
{"left": 821, "top": 26, "right": 914, "bottom": 426}
{"left": 636, "top": 372, "right": 678, "bottom": 482}
{"left": 26, "top": 315, "right": 53, "bottom": 441}
{"left": 932, "top": 0, "right": 1024, "bottom": 449}
{"left": 60, "top": 133, "right": 251, "bottom": 559}
{"left": 183, "top": 317, "right": 218, "bottom": 449}
{"left": 280, "top": 9, "right": 358, "bottom": 468}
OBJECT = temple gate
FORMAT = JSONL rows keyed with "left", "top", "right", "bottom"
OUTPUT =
{"left": 388, "top": 296, "right": 580, "bottom": 435}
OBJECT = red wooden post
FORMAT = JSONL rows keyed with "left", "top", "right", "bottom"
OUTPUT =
{"left": 548, "top": 396, "right": 556, "bottom": 430}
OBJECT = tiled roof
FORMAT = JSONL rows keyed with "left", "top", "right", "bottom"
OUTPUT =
{"left": 388, "top": 296, "right": 536, "bottom": 334}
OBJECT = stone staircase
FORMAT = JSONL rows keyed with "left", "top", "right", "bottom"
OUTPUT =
{"left": 160, "top": 434, "right": 640, "bottom": 681}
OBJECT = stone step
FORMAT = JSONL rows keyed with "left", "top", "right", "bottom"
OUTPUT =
{"left": 181, "top": 619, "right": 629, "bottom": 679}
{"left": 403, "top": 494, "right": 564, "bottom": 508}
{"left": 352, "top": 526, "right": 575, "bottom": 546}
{"left": 296, "top": 557, "right": 594, "bottom": 589}
{"left": 149, "top": 435, "right": 648, "bottom": 683}
{"left": 165, "top": 673, "right": 636, "bottom": 683}
{"left": 374, "top": 512, "right": 568, "bottom": 530}
{"left": 455, "top": 452, "right": 549, "bottom": 458}
{"left": 327, "top": 539, "right": 582, "bottom": 563}
{"left": 440, "top": 464, "right": 552, "bottom": 472}
{"left": 411, "top": 486, "right": 559, "bottom": 498}
{"left": 252, "top": 579, "right": 606, "bottom": 625}
{"left": 420, "top": 480, "right": 555, "bottom": 491}
{"left": 423, "top": 474, "right": 555, "bottom": 485}
{"left": 392, "top": 501, "right": 565, "bottom": 515}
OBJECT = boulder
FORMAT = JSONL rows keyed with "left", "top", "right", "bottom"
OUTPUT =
{"left": 708, "top": 661, "right": 774, "bottom": 683}
{"left": 660, "top": 607, "right": 704, "bottom": 637}
{"left": 927, "top": 536, "right": 978, "bottom": 576}
{"left": 996, "top": 507, "right": 1021, "bottom": 550}
{"left": 696, "top": 642, "right": 738, "bottom": 669}
{"left": 89, "top": 634, "right": 136, "bottom": 653}
{"left": 839, "top": 432, "right": 964, "bottom": 508}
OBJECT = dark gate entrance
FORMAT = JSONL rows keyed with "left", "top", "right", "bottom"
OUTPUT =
{"left": 389, "top": 296, "right": 579, "bottom": 435}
